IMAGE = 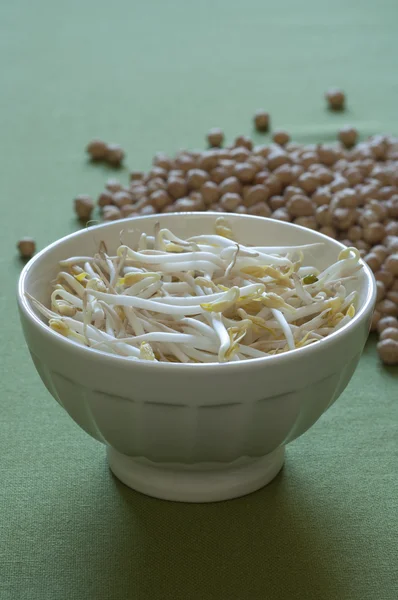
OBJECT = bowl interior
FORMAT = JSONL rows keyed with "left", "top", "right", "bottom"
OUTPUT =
{"left": 20, "top": 213, "right": 373, "bottom": 322}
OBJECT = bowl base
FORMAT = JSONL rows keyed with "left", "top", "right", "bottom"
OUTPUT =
{"left": 107, "top": 446, "right": 285, "bottom": 502}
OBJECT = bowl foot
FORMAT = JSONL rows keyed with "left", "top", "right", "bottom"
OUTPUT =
{"left": 107, "top": 446, "right": 285, "bottom": 502}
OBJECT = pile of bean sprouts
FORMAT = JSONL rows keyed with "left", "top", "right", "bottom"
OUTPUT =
{"left": 28, "top": 218, "right": 362, "bottom": 363}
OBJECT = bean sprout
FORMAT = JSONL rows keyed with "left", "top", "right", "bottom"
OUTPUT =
{"left": 28, "top": 218, "right": 362, "bottom": 363}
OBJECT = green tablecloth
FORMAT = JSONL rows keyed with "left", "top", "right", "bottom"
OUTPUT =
{"left": 1, "top": 1, "right": 397, "bottom": 598}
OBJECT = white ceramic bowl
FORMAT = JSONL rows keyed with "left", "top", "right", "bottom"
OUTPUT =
{"left": 18, "top": 213, "right": 376, "bottom": 502}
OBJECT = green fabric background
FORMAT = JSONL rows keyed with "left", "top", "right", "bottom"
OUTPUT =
{"left": 1, "top": 1, "right": 397, "bottom": 598}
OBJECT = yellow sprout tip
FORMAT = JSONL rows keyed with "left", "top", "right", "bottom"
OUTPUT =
{"left": 49, "top": 319, "right": 69, "bottom": 336}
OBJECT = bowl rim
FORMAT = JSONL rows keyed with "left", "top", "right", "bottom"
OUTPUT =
{"left": 18, "top": 212, "right": 377, "bottom": 371}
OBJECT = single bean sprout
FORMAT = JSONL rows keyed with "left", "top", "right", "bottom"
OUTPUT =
{"left": 28, "top": 218, "right": 362, "bottom": 363}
